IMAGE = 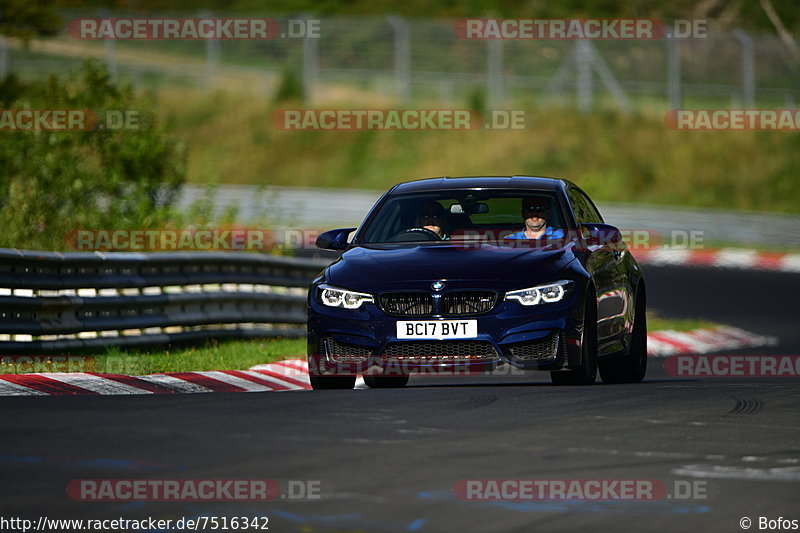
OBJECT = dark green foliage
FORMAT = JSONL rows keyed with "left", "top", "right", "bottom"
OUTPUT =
{"left": 0, "top": 61, "right": 187, "bottom": 250}
{"left": 0, "top": 0, "right": 62, "bottom": 40}
{"left": 273, "top": 68, "right": 303, "bottom": 103}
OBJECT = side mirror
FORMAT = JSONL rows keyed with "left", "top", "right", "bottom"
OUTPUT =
{"left": 316, "top": 228, "right": 356, "bottom": 251}
{"left": 581, "top": 223, "right": 623, "bottom": 248}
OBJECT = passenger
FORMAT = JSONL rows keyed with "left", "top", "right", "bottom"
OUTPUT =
{"left": 505, "top": 197, "right": 565, "bottom": 240}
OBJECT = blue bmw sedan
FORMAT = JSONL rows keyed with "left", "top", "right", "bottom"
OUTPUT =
{"left": 307, "top": 176, "right": 647, "bottom": 389}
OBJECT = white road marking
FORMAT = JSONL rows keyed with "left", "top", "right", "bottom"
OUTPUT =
{"left": 0, "top": 379, "right": 47, "bottom": 396}
{"left": 657, "top": 330, "right": 717, "bottom": 353}
{"left": 135, "top": 374, "right": 213, "bottom": 394}
{"left": 37, "top": 373, "right": 152, "bottom": 395}
{"left": 640, "top": 248, "right": 691, "bottom": 266}
{"left": 249, "top": 361, "right": 309, "bottom": 380}
{"left": 647, "top": 326, "right": 779, "bottom": 357}
{"left": 238, "top": 370, "right": 307, "bottom": 390}
{"left": 194, "top": 371, "right": 280, "bottom": 392}
{"left": 672, "top": 464, "right": 800, "bottom": 481}
{"left": 781, "top": 254, "right": 800, "bottom": 273}
{"left": 713, "top": 249, "right": 758, "bottom": 269}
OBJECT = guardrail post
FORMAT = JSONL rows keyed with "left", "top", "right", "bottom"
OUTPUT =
{"left": 302, "top": 15, "right": 319, "bottom": 104}
{"left": 387, "top": 16, "right": 411, "bottom": 104}
{"left": 486, "top": 39, "right": 504, "bottom": 109}
{"left": 733, "top": 29, "right": 755, "bottom": 108}
{"left": 100, "top": 9, "right": 118, "bottom": 83}
{"left": 576, "top": 40, "right": 593, "bottom": 113}
{"left": 0, "top": 36, "right": 8, "bottom": 80}
{"left": 667, "top": 35, "right": 682, "bottom": 110}
{"left": 199, "top": 10, "right": 220, "bottom": 91}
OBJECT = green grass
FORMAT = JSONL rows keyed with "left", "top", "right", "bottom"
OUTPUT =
{"left": 10, "top": 47, "right": 800, "bottom": 218}
{"left": 157, "top": 89, "right": 800, "bottom": 215}
{"left": 696, "top": 240, "right": 800, "bottom": 255}
{"left": 0, "top": 337, "right": 305, "bottom": 375}
{"left": 0, "top": 316, "right": 721, "bottom": 375}
{"left": 647, "top": 312, "right": 719, "bottom": 333}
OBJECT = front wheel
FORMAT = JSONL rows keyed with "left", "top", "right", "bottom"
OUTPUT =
{"left": 551, "top": 296, "right": 597, "bottom": 386}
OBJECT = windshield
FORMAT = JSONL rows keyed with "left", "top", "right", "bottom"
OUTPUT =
{"left": 357, "top": 190, "right": 567, "bottom": 244}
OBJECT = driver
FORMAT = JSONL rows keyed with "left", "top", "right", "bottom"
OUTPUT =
{"left": 505, "top": 197, "right": 565, "bottom": 240}
{"left": 416, "top": 201, "right": 449, "bottom": 239}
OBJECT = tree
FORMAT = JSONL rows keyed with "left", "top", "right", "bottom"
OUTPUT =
{"left": 0, "top": 61, "right": 187, "bottom": 250}
{"left": 0, "top": 0, "right": 62, "bottom": 41}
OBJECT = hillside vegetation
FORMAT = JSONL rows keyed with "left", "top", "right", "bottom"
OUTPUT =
{"left": 54, "top": 0, "right": 800, "bottom": 34}
{"left": 160, "top": 89, "right": 800, "bottom": 214}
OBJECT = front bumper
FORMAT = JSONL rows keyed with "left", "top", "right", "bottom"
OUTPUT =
{"left": 307, "top": 290, "right": 584, "bottom": 376}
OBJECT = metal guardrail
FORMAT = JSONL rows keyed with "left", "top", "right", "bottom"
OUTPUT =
{"left": 0, "top": 248, "right": 331, "bottom": 353}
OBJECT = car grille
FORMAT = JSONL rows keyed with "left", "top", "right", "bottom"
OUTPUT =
{"left": 378, "top": 293, "right": 433, "bottom": 316}
{"left": 440, "top": 291, "right": 498, "bottom": 316}
{"left": 381, "top": 341, "right": 499, "bottom": 361}
{"left": 379, "top": 291, "right": 499, "bottom": 317}
{"left": 323, "top": 337, "right": 373, "bottom": 361}
{"left": 507, "top": 332, "right": 561, "bottom": 361}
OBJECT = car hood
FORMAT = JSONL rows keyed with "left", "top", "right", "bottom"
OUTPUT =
{"left": 325, "top": 242, "right": 578, "bottom": 292}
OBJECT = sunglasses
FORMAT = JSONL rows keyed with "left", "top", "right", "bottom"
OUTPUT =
{"left": 421, "top": 213, "right": 443, "bottom": 219}
{"left": 522, "top": 205, "right": 550, "bottom": 214}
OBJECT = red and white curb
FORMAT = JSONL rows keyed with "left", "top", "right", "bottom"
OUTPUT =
{"left": 647, "top": 325, "right": 778, "bottom": 357}
{"left": 0, "top": 326, "right": 779, "bottom": 395}
{"left": 632, "top": 248, "right": 800, "bottom": 273}
{"left": 0, "top": 359, "right": 312, "bottom": 397}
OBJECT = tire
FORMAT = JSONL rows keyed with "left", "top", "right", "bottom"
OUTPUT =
{"left": 599, "top": 287, "right": 647, "bottom": 384}
{"left": 363, "top": 375, "right": 410, "bottom": 388}
{"left": 309, "top": 375, "right": 356, "bottom": 390}
{"left": 551, "top": 295, "right": 598, "bottom": 386}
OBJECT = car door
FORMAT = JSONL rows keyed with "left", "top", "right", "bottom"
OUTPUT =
{"left": 567, "top": 187, "right": 627, "bottom": 355}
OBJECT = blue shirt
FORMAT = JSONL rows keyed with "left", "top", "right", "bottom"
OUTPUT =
{"left": 504, "top": 227, "right": 565, "bottom": 240}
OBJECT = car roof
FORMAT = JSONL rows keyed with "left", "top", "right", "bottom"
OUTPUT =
{"left": 389, "top": 176, "right": 573, "bottom": 194}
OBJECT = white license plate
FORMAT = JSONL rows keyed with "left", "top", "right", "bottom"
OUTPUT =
{"left": 397, "top": 320, "right": 478, "bottom": 340}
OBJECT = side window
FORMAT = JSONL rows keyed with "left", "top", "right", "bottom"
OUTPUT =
{"left": 568, "top": 188, "right": 603, "bottom": 224}
{"left": 581, "top": 191, "right": 604, "bottom": 223}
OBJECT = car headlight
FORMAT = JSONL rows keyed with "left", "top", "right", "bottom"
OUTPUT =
{"left": 318, "top": 284, "right": 374, "bottom": 309}
{"left": 505, "top": 281, "right": 572, "bottom": 306}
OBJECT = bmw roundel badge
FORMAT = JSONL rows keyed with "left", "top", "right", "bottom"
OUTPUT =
{"left": 432, "top": 281, "right": 445, "bottom": 291}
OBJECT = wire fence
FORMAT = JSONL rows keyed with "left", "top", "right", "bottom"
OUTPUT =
{"left": 2, "top": 12, "right": 799, "bottom": 111}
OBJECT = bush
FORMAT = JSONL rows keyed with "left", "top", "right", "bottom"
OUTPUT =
{"left": 0, "top": 61, "right": 187, "bottom": 250}
{"left": 273, "top": 68, "right": 303, "bottom": 104}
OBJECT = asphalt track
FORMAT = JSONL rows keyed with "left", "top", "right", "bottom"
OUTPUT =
{"left": 1, "top": 265, "right": 799, "bottom": 533}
